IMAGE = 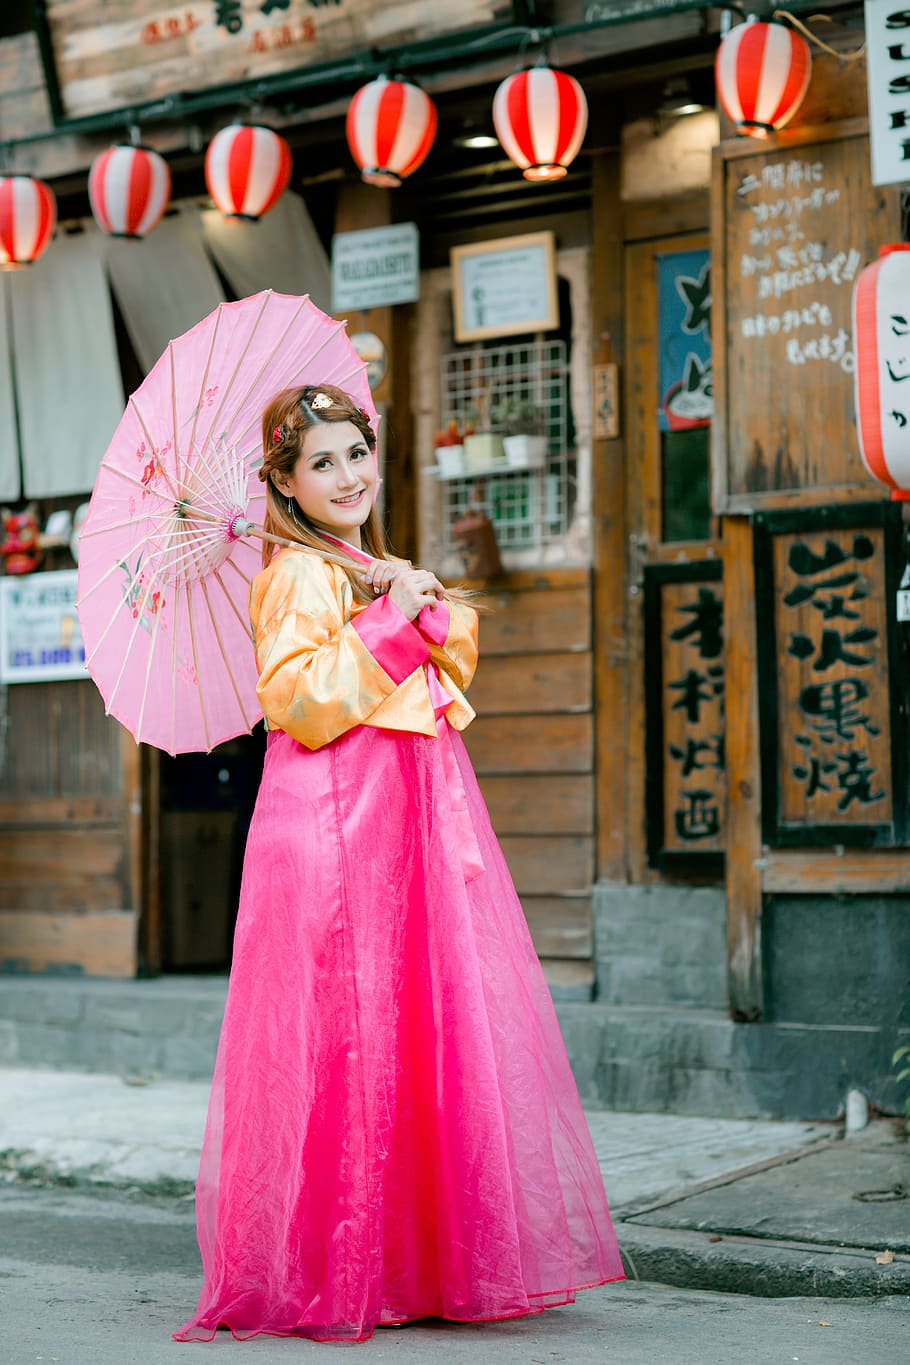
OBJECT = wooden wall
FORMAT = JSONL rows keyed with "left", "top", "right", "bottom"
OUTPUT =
{"left": 462, "top": 567, "right": 595, "bottom": 996}
{"left": 0, "top": 680, "right": 139, "bottom": 976}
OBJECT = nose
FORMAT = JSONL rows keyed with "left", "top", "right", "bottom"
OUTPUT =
{"left": 335, "top": 458, "right": 361, "bottom": 489}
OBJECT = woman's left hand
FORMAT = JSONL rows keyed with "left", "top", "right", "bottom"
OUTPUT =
{"left": 362, "top": 559, "right": 399, "bottom": 595}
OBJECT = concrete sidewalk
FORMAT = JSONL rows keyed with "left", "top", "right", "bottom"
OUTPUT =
{"left": 1, "top": 1066, "right": 907, "bottom": 1300}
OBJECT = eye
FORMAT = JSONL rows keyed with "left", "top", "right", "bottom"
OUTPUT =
{"left": 351, "top": 446, "right": 369, "bottom": 461}
{"left": 314, "top": 457, "right": 332, "bottom": 471}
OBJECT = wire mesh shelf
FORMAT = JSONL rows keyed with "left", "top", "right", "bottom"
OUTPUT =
{"left": 437, "top": 338, "right": 572, "bottom": 551}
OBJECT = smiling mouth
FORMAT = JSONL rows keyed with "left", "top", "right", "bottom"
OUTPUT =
{"left": 332, "top": 491, "right": 365, "bottom": 505}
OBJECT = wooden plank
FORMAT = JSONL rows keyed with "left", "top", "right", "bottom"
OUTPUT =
{"left": 624, "top": 193, "right": 711, "bottom": 243}
{"left": 478, "top": 585, "right": 590, "bottom": 656}
{"left": 462, "top": 567, "right": 590, "bottom": 593}
{"left": 0, "top": 910, "right": 137, "bottom": 977}
{"left": 477, "top": 774, "right": 593, "bottom": 835}
{"left": 522, "top": 896, "right": 593, "bottom": 959}
{"left": 499, "top": 836, "right": 593, "bottom": 895}
{"left": 723, "top": 516, "right": 764, "bottom": 1020}
{"left": 0, "top": 797, "right": 121, "bottom": 825}
{"left": 468, "top": 651, "right": 591, "bottom": 715}
{"left": 591, "top": 150, "right": 630, "bottom": 881}
{"left": 762, "top": 850, "right": 910, "bottom": 894}
{"left": 464, "top": 714, "right": 593, "bottom": 775}
{"left": 0, "top": 829, "right": 121, "bottom": 881}
{"left": 538, "top": 958, "right": 595, "bottom": 996}
{"left": 0, "top": 879, "right": 124, "bottom": 913}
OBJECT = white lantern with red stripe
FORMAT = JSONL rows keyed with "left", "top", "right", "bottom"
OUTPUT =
{"left": 346, "top": 76, "right": 437, "bottom": 188}
{"left": 715, "top": 18, "right": 811, "bottom": 138}
{"left": 0, "top": 174, "right": 56, "bottom": 269}
{"left": 492, "top": 65, "right": 588, "bottom": 181}
{"left": 205, "top": 124, "right": 292, "bottom": 220}
{"left": 853, "top": 244, "right": 910, "bottom": 500}
{"left": 88, "top": 145, "right": 171, "bottom": 238}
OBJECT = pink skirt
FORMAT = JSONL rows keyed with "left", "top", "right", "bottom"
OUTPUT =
{"left": 174, "top": 724, "right": 623, "bottom": 1343}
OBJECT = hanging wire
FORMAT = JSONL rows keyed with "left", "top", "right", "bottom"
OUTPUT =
{"left": 772, "top": 10, "right": 866, "bottom": 61}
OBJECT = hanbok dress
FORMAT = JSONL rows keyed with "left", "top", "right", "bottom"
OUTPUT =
{"left": 174, "top": 545, "right": 624, "bottom": 1344}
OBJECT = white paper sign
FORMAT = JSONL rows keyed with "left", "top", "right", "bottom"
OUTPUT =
{"left": 867, "top": 0, "right": 910, "bottom": 187}
{"left": 0, "top": 570, "right": 88, "bottom": 683}
{"left": 331, "top": 223, "right": 419, "bottom": 312}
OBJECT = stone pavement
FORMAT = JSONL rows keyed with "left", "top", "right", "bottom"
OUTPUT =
{"left": 1, "top": 1066, "right": 907, "bottom": 1300}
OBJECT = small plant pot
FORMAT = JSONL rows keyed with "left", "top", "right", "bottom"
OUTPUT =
{"left": 464, "top": 432, "right": 505, "bottom": 473}
{"left": 435, "top": 444, "right": 465, "bottom": 478}
{"left": 502, "top": 434, "right": 548, "bottom": 469}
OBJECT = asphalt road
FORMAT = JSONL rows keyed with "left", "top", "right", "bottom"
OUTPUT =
{"left": 1, "top": 1184, "right": 907, "bottom": 1365}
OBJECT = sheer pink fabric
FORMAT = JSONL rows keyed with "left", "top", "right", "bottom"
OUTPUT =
{"left": 174, "top": 724, "right": 623, "bottom": 1343}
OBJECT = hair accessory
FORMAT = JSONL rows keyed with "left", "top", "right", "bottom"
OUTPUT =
{"left": 311, "top": 392, "right": 333, "bottom": 410}
{"left": 359, "top": 407, "right": 371, "bottom": 425}
{"left": 272, "top": 425, "right": 284, "bottom": 446}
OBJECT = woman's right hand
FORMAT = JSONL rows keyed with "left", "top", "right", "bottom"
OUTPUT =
{"left": 388, "top": 566, "right": 446, "bottom": 621}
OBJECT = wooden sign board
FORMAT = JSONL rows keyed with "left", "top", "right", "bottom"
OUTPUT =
{"left": 754, "top": 502, "right": 909, "bottom": 846}
{"left": 711, "top": 121, "right": 901, "bottom": 514}
{"left": 44, "top": 1, "right": 511, "bottom": 119}
{"left": 644, "top": 561, "right": 725, "bottom": 868}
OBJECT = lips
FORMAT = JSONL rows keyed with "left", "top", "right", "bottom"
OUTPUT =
{"left": 331, "top": 491, "right": 365, "bottom": 505}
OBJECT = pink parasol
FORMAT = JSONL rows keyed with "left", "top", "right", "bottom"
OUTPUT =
{"left": 77, "top": 290, "right": 377, "bottom": 754}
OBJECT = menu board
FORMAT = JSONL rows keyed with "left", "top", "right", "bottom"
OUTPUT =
{"left": 712, "top": 125, "right": 901, "bottom": 513}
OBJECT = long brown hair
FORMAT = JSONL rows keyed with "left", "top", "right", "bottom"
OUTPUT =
{"left": 258, "top": 384, "right": 480, "bottom": 680}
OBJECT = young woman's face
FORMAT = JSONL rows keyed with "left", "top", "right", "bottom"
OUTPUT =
{"left": 276, "top": 420, "right": 376, "bottom": 547}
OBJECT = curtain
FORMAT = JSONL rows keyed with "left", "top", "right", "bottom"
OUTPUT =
{"left": 105, "top": 203, "right": 224, "bottom": 375}
{"left": 10, "top": 224, "right": 123, "bottom": 499}
{"left": 200, "top": 192, "right": 331, "bottom": 313}
{"left": 0, "top": 280, "right": 19, "bottom": 501}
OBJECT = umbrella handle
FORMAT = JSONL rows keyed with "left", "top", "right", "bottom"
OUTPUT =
{"left": 233, "top": 518, "right": 365, "bottom": 570}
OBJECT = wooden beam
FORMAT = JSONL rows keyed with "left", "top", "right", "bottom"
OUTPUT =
{"left": 723, "top": 515, "right": 764, "bottom": 1020}
{"left": 762, "top": 850, "right": 910, "bottom": 895}
{"left": 590, "top": 149, "right": 629, "bottom": 881}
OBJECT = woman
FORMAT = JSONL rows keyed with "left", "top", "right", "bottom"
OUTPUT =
{"left": 174, "top": 384, "right": 623, "bottom": 1343}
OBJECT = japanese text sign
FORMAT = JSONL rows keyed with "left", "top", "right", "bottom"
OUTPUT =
{"left": 644, "top": 561, "right": 726, "bottom": 867}
{"left": 0, "top": 570, "right": 87, "bottom": 684}
{"left": 866, "top": 0, "right": 910, "bottom": 187}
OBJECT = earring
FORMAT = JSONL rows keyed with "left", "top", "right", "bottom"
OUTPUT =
{"left": 287, "top": 496, "right": 303, "bottom": 530}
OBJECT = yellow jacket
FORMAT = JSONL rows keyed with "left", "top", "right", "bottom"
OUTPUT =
{"left": 250, "top": 548, "right": 478, "bottom": 750}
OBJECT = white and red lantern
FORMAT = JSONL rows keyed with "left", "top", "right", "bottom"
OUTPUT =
{"left": 205, "top": 124, "right": 292, "bottom": 220}
{"left": 853, "top": 244, "right": 910, "bottom": 500}
{"left": 88, "top": 145, "right": 171, "bottom": 238}
{"left": 0, "top": 174, "right": 56, "bottom": 269}
{"left": 715, "top": 18, "right": 811, "bottom": 138}
{"left": 346, "top": 76, "right": 437, "bottom": 188}
{"left": 492, "top": 66, "right": 588, "bottom": 181}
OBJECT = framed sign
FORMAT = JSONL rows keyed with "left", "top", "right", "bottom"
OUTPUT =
{"left": 644, "top": 560, "right": 726, "bottom": 870}
{"left": 754, "top": 502, "right": 910, "bottom": 846}
{"left": 332, "top": 223, "right": 419, "bottom": 313}
{"left": 0, "top": 570, "right": 88, "bottom": 684}
{"left": 450, "top": 232, "right": 559, "bottom": 343}
{"left": 711, "top": 123, "right": 901, "bottom": 514}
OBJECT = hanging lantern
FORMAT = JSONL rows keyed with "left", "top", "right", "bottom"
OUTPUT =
{"left": 492, "top": 66, "right": 588, "bottom": 181}
{"left": 0, "top": 174, "right": 56, "bottom": 269}
{"left": 88, "top": 145, "right": 171, "bottom": 238}
{"left": 205, "top": 124, "right": 292, "bottom": 220}
{"left": 715, "top": 18, "right": 811, "bottom": 138}
{"left": 853, "top": 244, "right": 910, "bottom": 500}
{"left": 346, "top": 76, "right": 437, "bottom": 188}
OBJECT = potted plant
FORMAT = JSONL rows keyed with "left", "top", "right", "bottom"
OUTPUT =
{"left": 433, "top": 419, "right": 465, "bottom": 478}
{"left": 463, "top": 397, "right": 506, "bottom": 474}
{"left": 495, "top": 397, "right": 548, "bottom": 469}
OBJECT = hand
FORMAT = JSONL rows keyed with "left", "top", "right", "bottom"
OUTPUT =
{"left": 386, "top": 566, "right": 446, "bottom": 621}
{"left": 362, "top": 560, "right": 399, "bottom": 595}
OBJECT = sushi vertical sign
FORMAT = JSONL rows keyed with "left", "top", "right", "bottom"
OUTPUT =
{"left": 867, "top": 0, "right": 910, "bottom": 185}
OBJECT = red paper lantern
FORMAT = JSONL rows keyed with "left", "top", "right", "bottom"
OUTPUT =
{"left": 0, "top": 174, "right": 56, "bottom": 269}
{"left": 88, "top": 145, "right": 171, "bottom": 238}
{"left": 715, "top": 18, "right": 811, "bottom": 138}
{"left": 205, "top": 124, "right": 292, "bottom": 220}
{"left": 346, "top": 76, "right": 437, "bottom": 188}
{"left": 853, "top": 244, "right": 910, "bottom": 500}
{"left": 492, "top": 66, "right": 588, "bottom": 181}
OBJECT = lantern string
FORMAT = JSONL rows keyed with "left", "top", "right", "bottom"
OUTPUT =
{"left": 772, "top": 11, "right": 866, "bottom": 62}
